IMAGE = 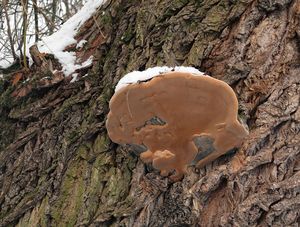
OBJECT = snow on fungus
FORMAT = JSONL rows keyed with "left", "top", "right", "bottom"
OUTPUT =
{"left": 106, "top": 71, "right": 249, "bottom": 181}
{"left": 115, "top": 66, "right": 205, "bottom": 91}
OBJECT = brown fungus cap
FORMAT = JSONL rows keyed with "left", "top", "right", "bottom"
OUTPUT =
{"left": 106, "top": 71, "right": 249, "bottom": 181}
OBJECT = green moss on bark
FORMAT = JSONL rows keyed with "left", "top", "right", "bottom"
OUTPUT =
{"left": 50, "top": 158, "right": 86, "bottom": 226}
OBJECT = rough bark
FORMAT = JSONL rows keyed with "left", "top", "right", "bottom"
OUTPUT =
{"left": 0, "top": 0, "right": 299, "bottom": 226}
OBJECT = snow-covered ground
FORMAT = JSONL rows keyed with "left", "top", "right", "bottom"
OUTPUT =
{"left": 115, "top": 66, "right": 207, "bottom": 92}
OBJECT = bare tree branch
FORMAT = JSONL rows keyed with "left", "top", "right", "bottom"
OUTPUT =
{"left": 63, "top": 0, "right": 70, "bottom": 19}
{"left": 50, "top": 0, "right": 57, "bottom": 34}
{"left": 20, "top": 0, "right": 29, "bottom": 68}
{"left": 32, "top": 0, "right": 39, "bottom": 42}
{"left": 2, "top": 0, "right": 17, "bottom": 59}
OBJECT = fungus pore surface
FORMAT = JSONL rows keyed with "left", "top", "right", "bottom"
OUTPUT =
{"left": 106, "top": 71, "right": 249, "bottom": 181}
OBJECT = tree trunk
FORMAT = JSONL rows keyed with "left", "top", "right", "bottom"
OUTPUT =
{"left": 32, "top": 0, "right": 39, "bottom": 42}
{"left": 3, "top": 0, "right": 17, "bottom": 60}
{"left": 0, "top": 0, "right": 299, "bottom": 226}
{"left": 50, "top": 0, "right": 57, "bottom": 34}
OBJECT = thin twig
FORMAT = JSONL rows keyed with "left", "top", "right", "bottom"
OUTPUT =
{"left": 32, "top": 0, "right": 39, "bottom": 42}
{"left": 30, "top": 0, "right": 59, "bottom": 32}
{"left": 20, "top": 0, "right": 29, "bottom": 68}
{"left": 92, "top": 14, "right": 107, "bottom": 39}
{"left": 3, "top": 0, "right": 17, "bottom": 59}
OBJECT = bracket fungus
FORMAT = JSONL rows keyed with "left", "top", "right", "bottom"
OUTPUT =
{"left": 106, "top": 69, "right": 249, "bottom": 181}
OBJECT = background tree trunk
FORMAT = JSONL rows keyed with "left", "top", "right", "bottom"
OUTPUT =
{"left": 0, "top": 0, "right": 299, "bottom": 226}
{"left": 50, "top": 0, "right": 57, "bottom": 34}
{"left": 2, "top": 0, "right": 17, "bottom": 60}
{"left": 32, "top": 0, "right": 39, "bottom": 42}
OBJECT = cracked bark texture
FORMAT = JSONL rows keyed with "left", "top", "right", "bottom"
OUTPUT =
{"left": 0, "top": 0, "right": 299, "bottom": 226}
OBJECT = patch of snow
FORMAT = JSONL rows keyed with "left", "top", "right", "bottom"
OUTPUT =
{"left": 0, "top": 74, "right": 3, "bottom": 79}
{"left": 23, "top": 78, "right": 31, "bottom": 83}
{"left": 81, "top": 56, "right": 93, "bottom": 67}
{"left": 70, "top": 56, "right": 91, "bottom": 82}
{"left": 70, "top": 73, "right": 79, "bottom": 83}
{"left": 172, "top": 66, "right": 204, "bottom": 75}
{"left": 41, "top": 76, "right": 52, "bottom": 80}
{"left": 37, "top": 0, "right": 107, "bottom": 76}
{"left": 53, "top": 54, "right": 93, "bottom": 78}
{"left": 76, "top": 40, "right": 87, "bottom": 48}
{"left": 115, "top": 66, "right": 206, "bottom": 92}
